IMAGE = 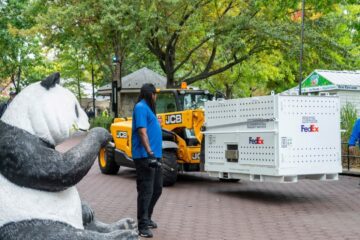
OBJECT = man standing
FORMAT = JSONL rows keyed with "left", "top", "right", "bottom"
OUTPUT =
{"left": 0, "top": 92, "right": 16, "bottom": 118}
{"left": 132, "top": 83, "right": 162, "bottom": 238}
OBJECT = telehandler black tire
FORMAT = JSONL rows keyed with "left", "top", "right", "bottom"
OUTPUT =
{"left": 162, "top": 151, "right": 178, "bottom": 187}
{"left": 98, "top": 144, "right": 120, "bottom": 175}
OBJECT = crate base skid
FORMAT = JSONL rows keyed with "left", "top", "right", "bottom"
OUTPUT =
{"left": 208, "top": 172, "right": 339, "bottom": 183}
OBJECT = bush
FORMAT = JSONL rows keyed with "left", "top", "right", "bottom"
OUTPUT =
{"left": 340, "top": 102, "right": 360, "bottom": 169}
{"left": 90, "top": 115, "right": 113, "bottom": 130}
{"left": 0, "top": 96, "right": 8, "bottom": 104}
{"left": 341, "top": 102, "right": 358, "bottom": 142}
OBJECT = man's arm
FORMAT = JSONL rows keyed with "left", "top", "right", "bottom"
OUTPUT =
{"left": 133, "top": 104, "right": 152, "bottom": 155}
{"left": 138, "top": 127, "right": 153, "bottom": 155}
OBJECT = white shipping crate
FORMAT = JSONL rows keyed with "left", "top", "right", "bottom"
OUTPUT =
{"left": 204, "top": 95, "right": 341, "bottom": 183}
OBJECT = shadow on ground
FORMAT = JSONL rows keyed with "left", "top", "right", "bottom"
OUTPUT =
{"left": 116, "top": 168, "right": 220, "bottom": 184}
{"left": 216, "top": 189, "right": 320, "bottom": 204}
{"left": 113, "top": 167, "right": 336, "bottom": 206}
{"left": 115, "top": 168, "right": 137, "bottom": 180}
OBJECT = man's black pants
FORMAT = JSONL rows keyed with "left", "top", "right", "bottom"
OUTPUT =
{"left": 134, "top": 158, "right": 163, "bottom": 230}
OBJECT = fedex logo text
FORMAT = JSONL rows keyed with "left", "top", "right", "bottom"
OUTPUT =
{"left": 249, "top": 137, "right": 264, "bottom": 144}
{"left": 301, "top": 124, "right": 319, "bottom": 132}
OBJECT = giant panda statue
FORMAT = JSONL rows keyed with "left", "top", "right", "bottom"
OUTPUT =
{"left": 0, "top": 73, "right": 138, "bottom": 240}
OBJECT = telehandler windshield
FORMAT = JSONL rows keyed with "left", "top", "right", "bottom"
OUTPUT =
{"left": 179, "top": 92, "right": 210, "bottom": 110}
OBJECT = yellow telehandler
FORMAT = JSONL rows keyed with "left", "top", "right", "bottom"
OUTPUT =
{"left": 98, "top": 85, "right": 211, "bottom": 186}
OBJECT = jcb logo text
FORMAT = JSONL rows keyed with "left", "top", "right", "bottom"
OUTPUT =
{"left": 165, "top": 114, "right": 182, "bottom": 125}
{"left": 192, "top": 153, "right": 200, "bottom": 160}
{"left": 117, "top": 131, "right": 128, "bottom": 138}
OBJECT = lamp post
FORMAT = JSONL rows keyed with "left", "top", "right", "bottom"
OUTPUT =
{"left": 112, "top": 55, "right": 121, "bottom": 118}
{"left": 298, "top": 0, "right": 305, "bottom": 95}
{"left": 78, "top": 64, "right": 85, "bottom": 106}
{"left": 91, "top": 62, "right": 96, "bottom": 117}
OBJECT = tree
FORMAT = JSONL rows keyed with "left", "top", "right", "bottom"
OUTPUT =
{"left": 140, "top": 0, "right": 358, "bottom": 89}
{"left": 0, "top": 0, "right": 47, "bottom": 91}
{"left": 198, "top": 50, "right": 298, "bottom": 98}
{"left": 3, "top": 0, "right": 357, "bottom": 99}
{"left": 140, "top": 0, "right": 260, "bottom": 87}
{"left": 39, "top": 0, "right": 143, "bottom": 86}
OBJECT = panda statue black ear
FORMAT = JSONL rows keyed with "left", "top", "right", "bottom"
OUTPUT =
{"left": 40, "top": 72, "right": 61, "bottom": 90}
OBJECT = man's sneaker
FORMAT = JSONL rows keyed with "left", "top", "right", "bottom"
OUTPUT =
{"left": 139, "top": 228, "right": 153, "bottom": 238}
{"left": 148, "top": 220, "right": 158, "bottom": 229}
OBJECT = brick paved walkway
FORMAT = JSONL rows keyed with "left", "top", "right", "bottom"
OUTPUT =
{"left": 58, "top": 137, "right": 360, "bottom": 240}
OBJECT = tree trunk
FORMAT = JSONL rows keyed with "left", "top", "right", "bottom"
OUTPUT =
{"left": 165, "top": 42, "right": 176, "bottom": 88}
{"left": 16, "top": 65, "right": 21, "bottom": 93}
{"left": 76, "top": 59, "right": 82, "bottom": 102}
{"left": 166, "top": 71, "right": 175, "bottom": 88}
{"left": 10, "top": 74, "right": 16, "bottom": 92}
{"left": 225, "top": 84, "right": 233, "bottom": 99}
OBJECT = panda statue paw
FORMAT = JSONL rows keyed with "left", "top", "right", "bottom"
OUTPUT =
{"left": 89, "top": 127, "right": 113, "bottom": 147}
{"left": 85, "top": 218, "right": 138, "bottom": 233}
{"left": 82, "top": 202, "right": 137, "bottom": 233}
{"left": 107, "top": 229, "right": 139, "bottom": 240}
{"left": 114, "top": 218, "right": 138, "bottom": 230}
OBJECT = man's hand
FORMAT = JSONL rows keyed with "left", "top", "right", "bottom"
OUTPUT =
{"left": 148, "top": 153, "right": 161, "bottom": 168}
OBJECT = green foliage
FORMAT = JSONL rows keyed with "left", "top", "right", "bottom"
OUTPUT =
{"left": 90, "top": 115, "right": 113, "bottom": 130}
{"left": 138, "top": 0, "right": 359, "bottom": 94}
{"left": 0, "top": 0, "right": 49, "bottom": 89}
{"left": 38, "top": 0, "right": 142, "bottom": 86}
{"left": 0, "top": 96, "right": 8, "bottom": 104}
{"left": 341, "top": 102, "right": 358, "bottom": 142}
{"left": 197, "top": 50, "right": 298, "bottom": 98}
{"left": 1, "top": 0, "right": 358, "bottom": 98}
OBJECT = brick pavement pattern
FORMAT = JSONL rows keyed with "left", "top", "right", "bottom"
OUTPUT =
{"left": 58, "top": 137, "right": 360, "bottom": 240}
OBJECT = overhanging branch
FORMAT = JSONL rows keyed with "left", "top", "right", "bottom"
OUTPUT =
{"left": 173, "top": 34, "right": 215, "bottom": 72}
{"left": 166, "top": 0, "right": 212, "bottom": 55}
{"left": 184, "top": 44, "right": 268, "bottom": 85}
{"left": 203, "top": 44, "right": 217, "bottom": 73}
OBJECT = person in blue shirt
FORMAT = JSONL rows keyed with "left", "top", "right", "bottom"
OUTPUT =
{"left": 348, "top": 119, "right": 360, "bottom": 185}
{"left": 132, "top": 83, "right": 162, "bottom": 238}
{"left": 348, "top": 119, "right": 360, "bottom": 152}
